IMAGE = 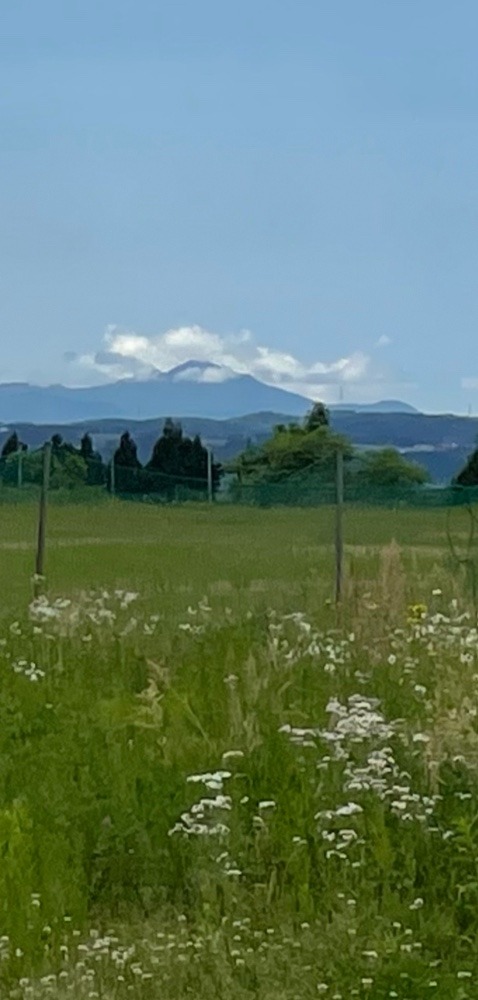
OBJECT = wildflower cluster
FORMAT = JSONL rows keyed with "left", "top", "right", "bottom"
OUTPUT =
{"left": 2, "top": 578, "right": 478, "bottom": 998}
{"left": 267, "top": 610, "right": 356, "bottom": 673}
{"left": 11, "top": 658, "right": 45, "bottom": 682}
{"left": 177, "top": 596, "right": 235, "bottom": 636}
{"left": 28, "top": 589, "right": 142, "bottom": 635}
{"left": 169, "top": 769, "right": 232, "bottom": 838}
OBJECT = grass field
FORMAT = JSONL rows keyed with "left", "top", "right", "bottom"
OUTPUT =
{"left": 0, "top": 498, "right": 464, "bottom": 611}
{"left": 1, "top": 498, "right": 478, "bottom": 998}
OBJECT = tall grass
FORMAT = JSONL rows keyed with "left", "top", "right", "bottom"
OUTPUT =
{"left": 0, "top": 501, "right": 477, "bottom": 997}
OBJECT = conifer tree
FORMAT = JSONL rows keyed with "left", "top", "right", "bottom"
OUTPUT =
{"left": 112, "top": 432, "right": 142, "bottom": 493}
{"left": 147, "top": 420, "right": 221, "bottom": 498}
{"left": 455, "top": 448, "right": 478, "bottom": 487}
{"left": 1, "top": 431, "right": 21, "bottom": 457}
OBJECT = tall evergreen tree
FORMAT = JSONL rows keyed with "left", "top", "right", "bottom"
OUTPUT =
{"left": 112, "top": 432, "right": 143, "bottom": 493}
{"left": 114, "top": 431, "right": 141, "bottom": 468}
{"left": 80, "top": 433, "right": 94, "bottom": 461}
{"left": 80, "top": 433, "right": 105, "bottom": 486}
{"left": 0, "top": 431, "right": 28, "bottom": 485}
{"left": 304, "top": 402, "right": 330, "bottom": 432}
{"left": 455, "top": 448, "right": 478, "bottom": 487}
{"left": 51, "top": 433, "right": 64, "bottom": 451}
{"left": 147, "top": 420, "right": 221, "bottom": 498}
{"left": 1, "top": 431, "right": 21, "bottom": 457}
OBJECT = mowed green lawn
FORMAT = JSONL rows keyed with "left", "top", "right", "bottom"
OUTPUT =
{"left": 0, "top": 497, "right": 460, "bottom": 613}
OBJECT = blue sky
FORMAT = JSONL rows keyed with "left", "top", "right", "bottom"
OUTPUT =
{"left": 1, "top": 1, "right": 478, "bottom": 412}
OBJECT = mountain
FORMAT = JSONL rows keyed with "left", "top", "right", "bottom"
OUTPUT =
{"left": 0, "top": 362, "right": 420, "bottom": 424}
{"left": 0, "top": 365, "right": 311, "bottom": 423}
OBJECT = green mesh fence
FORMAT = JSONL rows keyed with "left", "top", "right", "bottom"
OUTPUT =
{"left": 1, "top": 449, "right": 478, "bottom": 508}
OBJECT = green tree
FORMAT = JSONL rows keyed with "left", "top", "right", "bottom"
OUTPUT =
{"left": 230, "top": 406, "right": 350, "bottom": 504}
{"left": 146, "top": 420, "right": 221, "bottom": 499}
{"left": 112, "top": 432, "right": 143, "bottom": 493}
{"left": 45, "top": 434, "right": 89, "bottom": 489}
{"left": 1, "top": 432, "right": 23, "bottom": 458}
{"left": 2, "top": 445, "right": 86, "bottom": 489}
{"left": 80, "top": 433, "right": 106, "bottom": 486}
{"left": 355, "top": 448, "right": 429, "bottom": 495}
{"left": 304, "top": 402, "right": 330, "bottom": 432}
{"left": 51, "top": 433, "right": 64, "bottom": 452}
{"left": 49, "top": 450, "right": 88, "bottom": 489}
{"left": 0, "top": 432, "right": 107, "bottom": 490}
{"left": 0, "top": 432, "right": 28, "bottom": 485}
{"left": 114, "top": 431, "right": 141, "bottom": 470}
{"left": 454, "top": 448, "right": 478, "bottom": 487}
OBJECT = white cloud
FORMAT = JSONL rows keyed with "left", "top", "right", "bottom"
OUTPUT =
{"left": 172, "top": 365, "right": 235, "bottom": 384}
{"left": 375, "top": 334, "right": 392, "bottom": 348}
{"left": 462, "top": 377, "right": 478, "bottom": 390}
{"left": 72, "top": 324, "right": 409, "bottom": 402}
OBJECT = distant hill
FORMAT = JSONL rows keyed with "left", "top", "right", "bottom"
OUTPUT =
{"left": 1, "top": 408, "right": 477, "bottom": 483}
{"left": 0, "top": 362, "right": 421, "bottom": 423}
{"left": 0, "top": 365, "right": 311, "bottom": 423}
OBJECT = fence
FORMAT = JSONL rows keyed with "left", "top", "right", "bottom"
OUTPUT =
{"left": 1, "top": 448, "right": 478, "bottom": 508}
{"left": 4, "top": 444, "right": 478, "bottom": 607}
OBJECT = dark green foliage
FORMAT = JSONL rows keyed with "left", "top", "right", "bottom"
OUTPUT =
{"left": 0, "top": 423, "right": 222, "bottom": 498}
{"left": 80, "top": 433, "right": 106, "bottom": 486}
{"left": 230, "top": 402, "right": 350, "bottom": 503}
{"left": 1, "top": 432, "right": 24, "bottom": 458}
{"left": 230, "top": 401, "right": 430, "bottom": 504}
{"left": 455, "top": 448, "right": 478, "bottom": 487}
{"left": 115, "top": 431, "right": 141, "bottom": 469}
{"left": 79, "top": 433, "right": 94, "bottom": 461}
{"left": 304, "top": 402, "right": 330, "bottom": 432}
{"left": 112, "top": 432, "right": 143, "bottom": 493}
{"left": 353, "top": 448, "right": 429, "bottom": 492}
{"left": 0, "top": 432, "right": 107, "bottom": 491}
{"left": 0, "top": 433, "right": 28, "bottom": 486}
{"left": 145, "top": 419, "right": 222, "bottom": 499}
{"left": 1, "top": 442, "right": 84, "bottom": 489}
{"left": 49, "top": 441, "right": 88, "bottom": 489}
{"left": 51, "top": 433, "right": 64, "bottom": 451}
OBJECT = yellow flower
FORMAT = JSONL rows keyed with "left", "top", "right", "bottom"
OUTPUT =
{"left": 407, "top": 603, "right": 427, "bottom": 623}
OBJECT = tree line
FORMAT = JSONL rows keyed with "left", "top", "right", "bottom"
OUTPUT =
{"left": 228, "top": 403, "right": 430, "bottom": 503}
{"left": 0, "top": 421, "right": 222, "bottom": 498}
{"left": 3, "top": 401, "right": 478, "bottom": 500}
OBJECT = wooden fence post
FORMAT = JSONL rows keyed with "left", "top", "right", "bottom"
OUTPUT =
{"left": 335, "top": 447, "right": 344, "bottom": 604}
{"left": 34, "top": 442, "right": 52, "bottom": 593}
{"left": 17, "top": 448, "right": 24, "bottom": 488}
{"left": 207, "top": 447, "right": 213, "bottom": 503}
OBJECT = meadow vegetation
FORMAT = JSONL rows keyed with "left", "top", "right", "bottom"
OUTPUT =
{"left": 0, "top": 500, "right": 477, "bottom": 998}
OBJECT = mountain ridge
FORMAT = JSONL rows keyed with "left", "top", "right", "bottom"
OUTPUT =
{"left": 0, "top": 371, "right": 308, "bottom": 423}
{"left": 0, "top": 363, "right": 418, "bottom": 423}
{"left": 1, "top": 408, "right": 476, "bottom": 483}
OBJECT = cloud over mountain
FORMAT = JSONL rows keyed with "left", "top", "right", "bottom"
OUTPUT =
{"left": 72, "top": 324, "right": 407, "bottom": 402}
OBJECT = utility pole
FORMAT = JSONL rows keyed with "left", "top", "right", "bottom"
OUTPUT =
{"left": 110, "top": 457, "right": 115, "bottom": 496}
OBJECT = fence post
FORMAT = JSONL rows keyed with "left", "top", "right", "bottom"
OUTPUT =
{"left": 34, "top": 442, "right": 52, "bottom": 593}
{"left": 17, "top": 448, "right": 24, "bottom": 489}
{"left": 335, "top": 447, "right": 344, "bottom": 604}
{"left": 207, "top": 447, "right": 213, "bottom": 503}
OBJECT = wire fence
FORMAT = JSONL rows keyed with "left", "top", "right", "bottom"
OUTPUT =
{"left": 4, "top": 443, "right": 478, "bottom": 608}
{"left": 1, "top": 448, "right": 478, "bottom": 508}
